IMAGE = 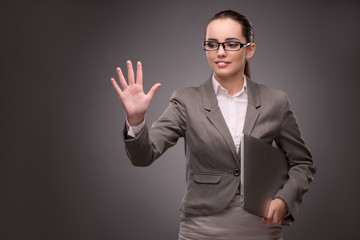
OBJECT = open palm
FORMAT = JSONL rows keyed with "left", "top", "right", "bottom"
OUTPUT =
{"left": 111, "top": 60, "right": 161, "bottom": 126}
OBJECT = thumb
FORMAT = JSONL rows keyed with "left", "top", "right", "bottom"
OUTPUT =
{"left": 147, "top": 83, "right": 161, "bottom": 100}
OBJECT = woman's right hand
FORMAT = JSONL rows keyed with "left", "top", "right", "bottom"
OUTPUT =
{"left": 110, "top": 60, "right": 161, "bottom": 126}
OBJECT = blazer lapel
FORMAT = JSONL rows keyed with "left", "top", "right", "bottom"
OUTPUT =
{"left": 243, "top": 78, "right": 261, "bottom": 135}
{"left": 201, "top": 78, "right": 239, "bottom": 164}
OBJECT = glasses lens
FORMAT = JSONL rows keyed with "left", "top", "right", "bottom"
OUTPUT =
{"left": 204, "top": 41, "right": 218, "bottom": 51}
{"left": 225, "top": 41, "right": 241, "bottom": 50}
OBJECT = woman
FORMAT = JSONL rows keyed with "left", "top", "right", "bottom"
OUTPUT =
{"left": 111, "top": 10, "right": 316, "bottom": 240}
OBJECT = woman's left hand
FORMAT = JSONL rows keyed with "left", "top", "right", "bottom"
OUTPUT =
{"left": 262, "top": 198, "right": 288, "bottom": 226}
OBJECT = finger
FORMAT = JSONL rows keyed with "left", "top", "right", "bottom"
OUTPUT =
{"left": 136, "top": 61, "right": 143, "bottom": 85}
{"left": 265, "top": 209, "right": 282, "bottom": 226}
{"left": 262, "top": 217, "right": 273, "bottom": 226}
{"left": 263, "top": 207, "right": 275, "bottom": 225}
{"left": 272, "top": 211, "right": 283, "bottom": 225}
{"left": 262, "top": 218, "right": 272, "bottom": 225}
{"left": 266, "top": 206, "right": 274, "bottom": 220}
{"left": 116, "top": 67, "right": 128, "bottom": 90}
{"left": 146, "top": 83, "right": 161, "bottom": 100}
{"left": 110, "top": 78, "right": 123, "bottom": 96}
{"left": 127, "top": 60, "right": 135, "bottom": 85}
{"left": 270, "top": 213, "right": 278, "bottom": 225}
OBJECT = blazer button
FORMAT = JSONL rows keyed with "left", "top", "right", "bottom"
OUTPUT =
{"left": 233, "top": 169, "right": 240, "bottom": 176}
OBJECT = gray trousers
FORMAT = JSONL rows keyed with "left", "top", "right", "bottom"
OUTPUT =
{"left": 178, "top": 195, "right": 283, "bottom": 240}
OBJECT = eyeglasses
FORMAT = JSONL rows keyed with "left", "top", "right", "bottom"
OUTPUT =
{"left": 202, "top": 41, "right": 251, "bottom": 51}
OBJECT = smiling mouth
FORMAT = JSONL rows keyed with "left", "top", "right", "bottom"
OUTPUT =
{"left": 216, "top": 61, "right": 230, "bottom": 67}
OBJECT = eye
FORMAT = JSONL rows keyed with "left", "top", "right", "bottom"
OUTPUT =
{"left": 206, "top": 41, "right": 218, "bottom": 49}
{"left": 225, "top": 41, "right": 240, "bottom": 49}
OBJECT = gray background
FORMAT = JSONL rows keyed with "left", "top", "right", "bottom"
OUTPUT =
{"left": 1, "top": 0, "right": 360, "bottom": 239}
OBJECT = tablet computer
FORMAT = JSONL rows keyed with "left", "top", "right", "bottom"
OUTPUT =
{"left": 240, "top": 134, "right": 289, "bottom": 218}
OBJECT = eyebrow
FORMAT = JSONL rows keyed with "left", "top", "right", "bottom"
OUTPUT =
{"left": 206, "top": 37, "right": 240, "bottom": 41}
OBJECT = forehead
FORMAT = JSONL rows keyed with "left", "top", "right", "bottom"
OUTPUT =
{"left": 206, "top": 18, "right": 244, "bottom": 40}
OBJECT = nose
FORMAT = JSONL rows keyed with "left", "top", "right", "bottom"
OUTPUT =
{"left": 217, "top": 43, "right": 227, "bottom": 57}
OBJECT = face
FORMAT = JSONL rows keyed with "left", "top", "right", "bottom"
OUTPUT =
{"left": 205, "top": 18, "right": 255, "bottom": 81}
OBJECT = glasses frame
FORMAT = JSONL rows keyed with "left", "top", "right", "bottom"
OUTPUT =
{"left": 202, "top": 41, "right": 251, "bottom": 51}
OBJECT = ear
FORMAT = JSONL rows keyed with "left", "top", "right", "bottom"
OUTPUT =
{"left": 245, "top": 43, "right": 256, "bottom": 60}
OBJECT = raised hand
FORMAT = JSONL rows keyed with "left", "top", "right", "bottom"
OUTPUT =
{"left": 111, "top": 60, "right": 161, "bottom": 126}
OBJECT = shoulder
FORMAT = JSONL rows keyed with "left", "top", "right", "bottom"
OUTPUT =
{"left": 251, "top": 79, "right": 289, "bottom": 106}
{"left": 258, "top": 82, "right": 287, "bottom": 98}
{"left": 170, "top": 85, "right": 202, "bottom": 101}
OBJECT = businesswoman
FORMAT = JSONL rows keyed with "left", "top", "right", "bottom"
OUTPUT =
{"left": 110, "top": 10, "right": 316, "bottom": 240}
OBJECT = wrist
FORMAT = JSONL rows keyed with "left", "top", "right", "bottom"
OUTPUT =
{"left": 127, "top": 114, "right": 145, "bottom": 126}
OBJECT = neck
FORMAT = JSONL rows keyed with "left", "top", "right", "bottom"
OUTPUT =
{"left": 214, "top": 73, "right": 244, "bottom": 96}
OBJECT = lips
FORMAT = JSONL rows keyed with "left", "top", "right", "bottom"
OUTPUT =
{"left": 215, "top": 61, "right": 230, "bottom": 67}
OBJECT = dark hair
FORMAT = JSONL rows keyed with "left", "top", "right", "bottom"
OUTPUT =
{"left": 207, "top": 10, "right": 254, "bottom": 78}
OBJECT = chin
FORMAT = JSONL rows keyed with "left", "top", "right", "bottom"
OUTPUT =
{"left": 215, "top": 71, "right": 235, "bottom": 79}
{"left": 214, "top": 69, "right": 243, "bottom": 80}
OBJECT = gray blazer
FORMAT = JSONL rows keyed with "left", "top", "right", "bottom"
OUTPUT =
{"left": 123, "top": 77, "right": 316, "bottom": 225}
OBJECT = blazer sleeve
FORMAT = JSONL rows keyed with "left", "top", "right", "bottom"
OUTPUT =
{"left": 123, "top": 90, "right": 186, "bottom": 167}
{"left": 274, "top": 93, "right": 316, "bottom": 225}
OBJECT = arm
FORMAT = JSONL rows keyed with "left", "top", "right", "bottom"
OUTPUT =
{"left": 265, "top": 93, "right": 316, "bottom": 226}
{"left": 123, "top": 91, "right": 186, "bottom": 166}
{"left": 125, "top": 118, "right": 145, "bottom": 138}
{"left": 111, "top": 60, "right": 186, "bottom": 166}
